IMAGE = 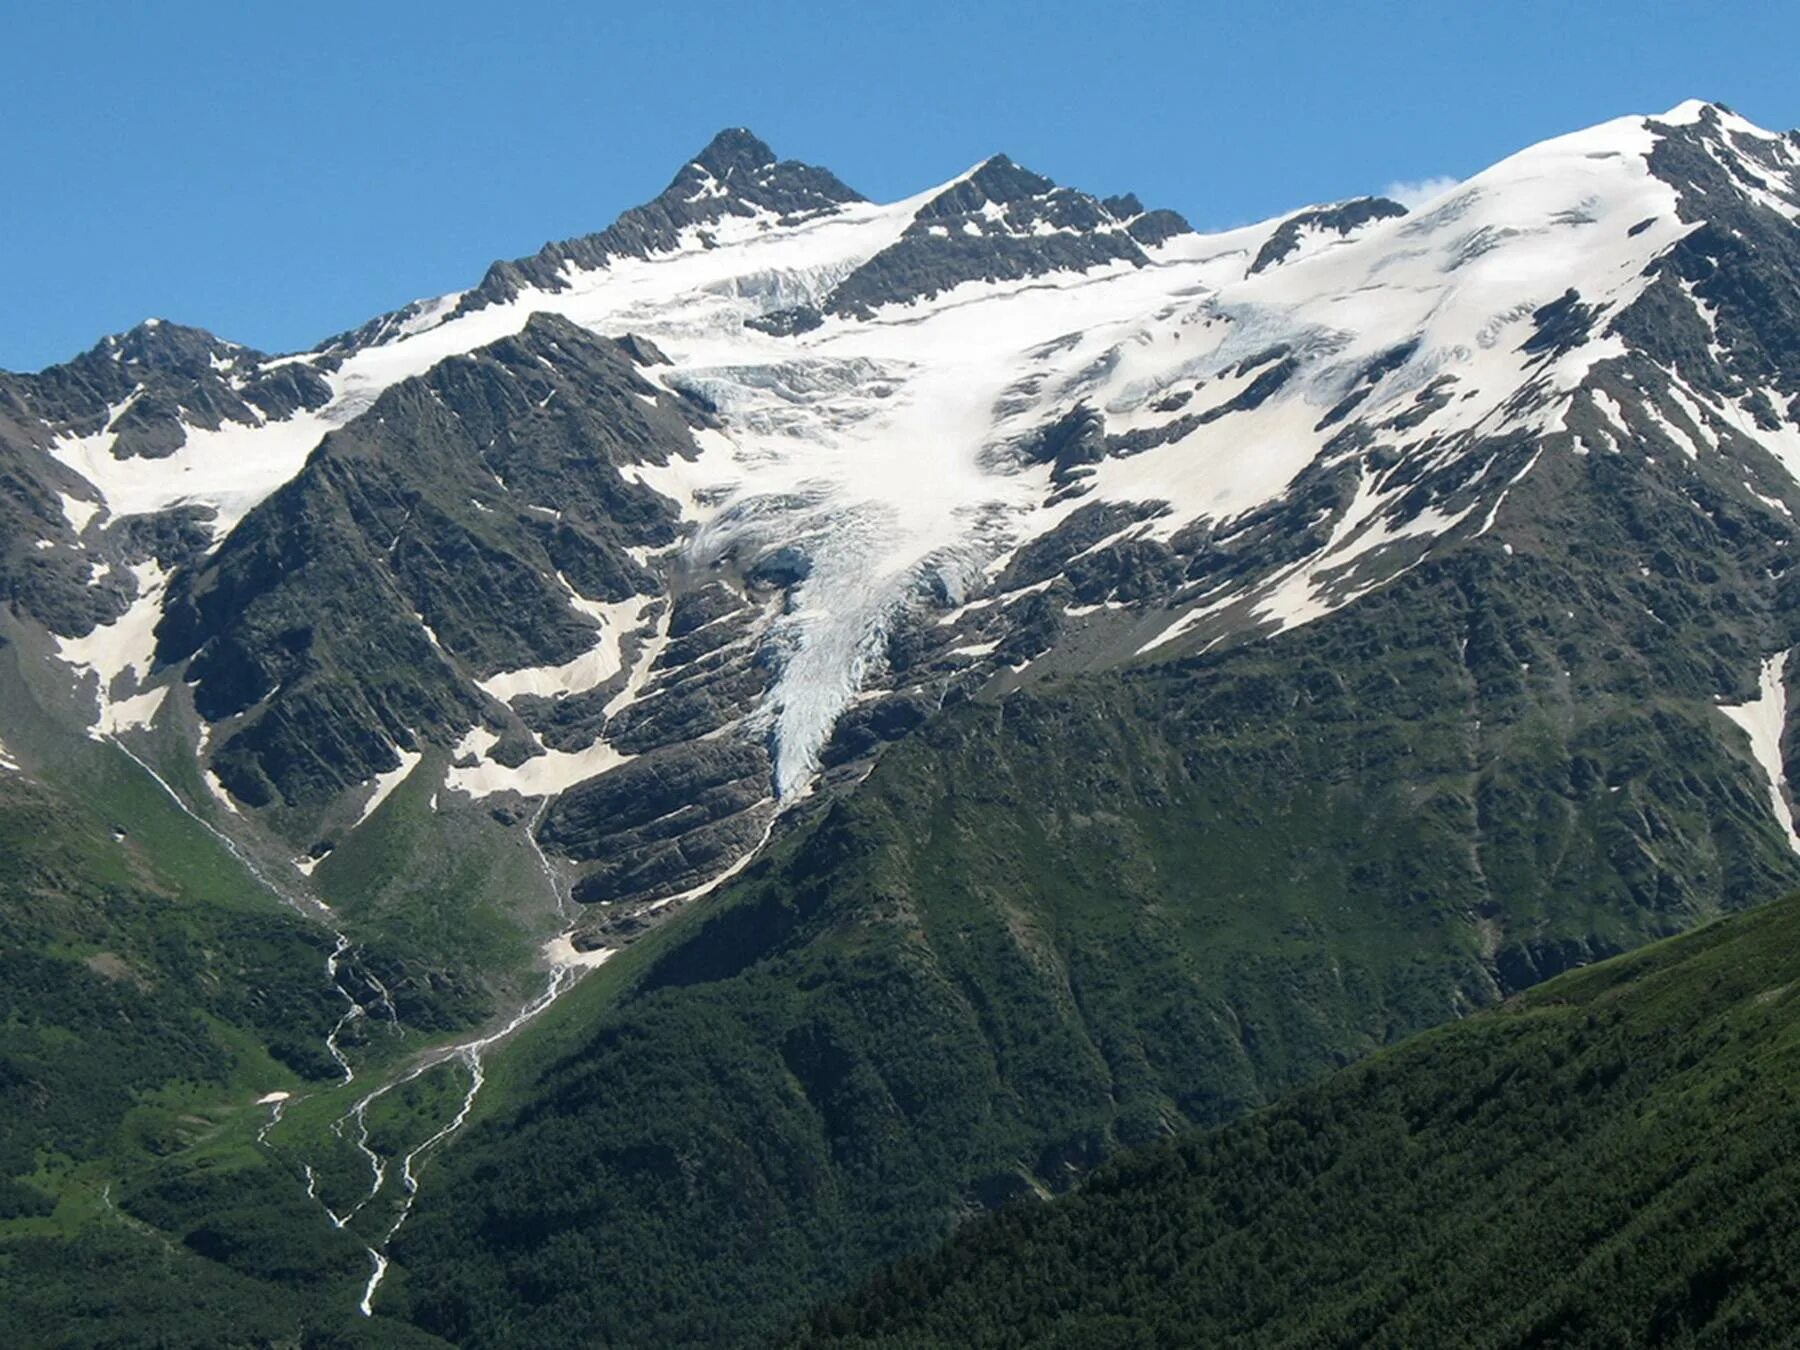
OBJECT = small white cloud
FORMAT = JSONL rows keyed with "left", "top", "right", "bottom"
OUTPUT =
{"left": 1382, "top": 175, "right": 1462, "bottom": 210}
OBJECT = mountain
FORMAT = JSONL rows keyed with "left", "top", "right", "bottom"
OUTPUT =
{"left": 384, "top": 457, "right": 1800, "bottom": 1343}
{"left": 801, "top": 888, "right": 1800, "bottom": 1348}
{"left": 1, "top": 99, "right": 1798, "bottom": 1345}
{"left": 12, "top": 104, "right": 1799, "bottom": 921}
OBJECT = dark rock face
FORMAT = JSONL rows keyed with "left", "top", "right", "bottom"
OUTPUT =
{"left": 504, "top": 564, "right": 785, "bottom": 913}
{"left": 667, "top": 583, "right": 743, "bottom": 639}
{"left": 1066, "top": 537, "right": 1185, "bottom": 605}
{"left": 1521, "top": 288, "right": 1606, "bottom": 357}
{"left": 819, "top": 692, "right": 933, "bottom": 768}
{"left": 0, "top": 400, "right": 124, "bottom": 635}
{"left": 1492, "top": 933, "right": 1623, "bottom": 992}
{"left": 1019, "top": 402, "right": 1107, "bottom": 486}
{"left": 104, "top": 506, "right": 215, "bottom": 569}
{"left": 1248, "top": 196, "right": 1408, "bottom": 274}
{"left": 824, "top": 155, "right": 1192, "bottom": 317}
{"left": 996, "top": 500, "right": 1165, "bottom": 593}
{"left": 1200, "top": 355, "right": 1299, "bottom": 420}
{"left": 605, "top": 617, "right": 772, "bottom": 757}
{"left": 745, "top": 306, "right": 824, "bottom": 337}
{"left": 155, "top": 314, "right": 706, "bottom": 810}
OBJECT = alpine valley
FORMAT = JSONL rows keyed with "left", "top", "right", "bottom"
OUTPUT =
{"left": 3, "top": 100, "right": 1800, "bottom": 1347}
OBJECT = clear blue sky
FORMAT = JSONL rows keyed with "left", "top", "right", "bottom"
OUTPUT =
{"left": 3, "top": 0, "right": 1794, "bottom": 372}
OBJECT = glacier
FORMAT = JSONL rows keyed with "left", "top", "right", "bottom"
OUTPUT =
{"left": 41, "top": 100, "right": 1800, "bottom": 806}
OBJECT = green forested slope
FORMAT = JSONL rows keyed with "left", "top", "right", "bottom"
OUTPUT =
{"left": 0, "top": 750, "right": 341, "bottom": 1188}
{"left": 0, "top": 718, "right": 444, "bottom": 1346}
{"left": 390, "top": 482, "right": 1800, "bottom": 1347}
{"left": 803, "top": 890, "right": 1800, "bottom": 1348}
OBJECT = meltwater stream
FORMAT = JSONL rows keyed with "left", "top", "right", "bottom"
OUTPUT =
{"left": 111, "top": 741, "right": 389, "bottom": 1077}
{"left": 342, "top": 952, "right": 607, "bottom": 1315}
{"left": 108, "top": 736, "right": 610, "bottom": 1317}
{"left": 334, "top": 795, "right": 612, "bottom": 1316}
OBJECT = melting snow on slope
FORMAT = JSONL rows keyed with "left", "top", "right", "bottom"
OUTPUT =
{"left": 58, "top": 491, "right": 102, "bottom": 534}
{"left": 542, "top": 932, "right": 616, "bottom": 968}
{"left": 1721, "top": 650, "right": 1800, "bottom": 856}
{"left": 444, "top": 724, "right": 632, "bottom": 800}
{"left": 56, "top": 561, "right": 172, "bottom": 735}
{"left": 205, "top": 768, "right": 243, "bottom": 815}
{"left": 353, "top": 748, "right": 423, "bottom": 829}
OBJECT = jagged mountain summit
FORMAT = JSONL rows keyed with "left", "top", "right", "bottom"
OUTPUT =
{"left": 3, "top": 99, "right": 1798, "bottom": 946}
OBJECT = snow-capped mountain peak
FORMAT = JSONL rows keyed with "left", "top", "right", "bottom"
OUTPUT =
{"left": 8, "top": 99, "right": 1799, "bottom": 921}
{"left": 687, "top": 126, "right": 785, "bottom": 180}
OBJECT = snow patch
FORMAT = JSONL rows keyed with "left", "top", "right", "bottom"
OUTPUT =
{"left": 99, "top": 685, "right": 169, "bottom": 736}
{"left": 542, "top": 932, "right": 614, "bottom": 969}
{"left": 354, "top": 748, "right": 422, "bottom": 828}
{"left": 476, "top": 597, "right": 647, "bottom": 703}
{"left": 1721, "top": 650, "right": 1800, "bottom": 855}
{"left": 204, "top": 768, "right": 243, "bottom": 815}
{"left": 442, "top": 724, "right": 632, "bottom": 800}
{"left": 446, "top": 738, "right": 631, "bottom": 800}
{"left": 49, "top": 408, "right": 336, "bottom": 541}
